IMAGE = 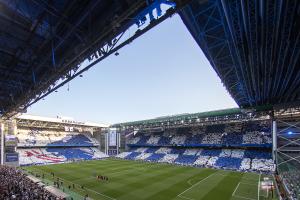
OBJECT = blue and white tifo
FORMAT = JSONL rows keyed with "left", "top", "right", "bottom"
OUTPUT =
{"left": 15, "top": 114, "right": 109, "bottom": 166}
{"left": 117, "top": 121, "right": 274, "bottom": 173}
{"left": 13, "top": 111, "right": 275, "bottom": 174}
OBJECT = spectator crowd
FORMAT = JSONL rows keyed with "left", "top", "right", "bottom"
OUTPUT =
{"left": 0, "top": 166, "right": 56, "bottom": 200}
{"left": 127, "top": 122, "right": 272, "bottom": 148}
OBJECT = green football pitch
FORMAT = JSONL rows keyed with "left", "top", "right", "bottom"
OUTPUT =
{"left": 22, "top": 159, "right": 278, "bottom": 200}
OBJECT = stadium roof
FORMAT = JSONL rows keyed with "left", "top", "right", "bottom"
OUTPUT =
{"left": 0, "top": 0, "right": 188, "bottom": 117}
{"left": 115, "top": 105, "right": 271, "bottom": 128}
{"left": 179, "top": 0, "right": 300, "bottom": 108}
{"left": 117, "top": 108, "right": 240, "bottom": 126}
{"left": 16, "top": 114, "right": 109, "bottom": 128}
{"left": 0, "top": 0, "right": 145, "bottom": 115}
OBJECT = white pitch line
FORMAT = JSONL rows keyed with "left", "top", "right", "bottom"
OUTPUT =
{"left": 31, "top": 167, "right": 116, "bottom": 200}
{"left": 178, "top": 194, "right": 195, "bottom": 200}
{"left": 108, "top": 168, "right": 137, "bottom": 176}
{"left": 177, "top": 171, "right": 217, "bottom": 197}
{"left": 60, "top": 177, "right": 116, "bottom": 200}
{"left": 234, "top": 195, "right": 257, "bottom": 200}
{"left": 109, "top": 164, "right": 156, "bottom": 176}
{"left": 187, "top": 179, "right": 194, "bottom": 186}
{"left": 238, "top": 182, "right": 257, "bottom": 186}
{"left": 85, "top": 187, "right": 116, "bottom": 200}
{"left": 218, "top": 173, "right": 258, "bottom": 181}
{"left": 257, "top": 173, "right": 261, "bottom": 200}
{"left": 232, "top": 182, "right": 241, "bottom": 197}
{"left": 232, "top": 182, "right": 258, "bottom": 200}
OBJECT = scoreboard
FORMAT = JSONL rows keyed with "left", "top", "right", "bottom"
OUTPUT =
{"left": 5, "top": 153, "right": 19, "bottom": 162}
{"left": 5, "top": 135, "right": 18, "bottom": 146}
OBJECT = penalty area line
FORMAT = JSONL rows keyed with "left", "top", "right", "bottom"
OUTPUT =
{"left": 177, "top": 171, "right": 217, "bottom": 198}
{"left": 232, "top": 182, "right": 258, "bottom": 200}
{"left": 232, "top": 182, "right": 241, "bottom": 197}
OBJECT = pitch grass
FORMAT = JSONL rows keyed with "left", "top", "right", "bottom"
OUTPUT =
{"left": 22, "top": 159, "right": 278, "bottom": 200}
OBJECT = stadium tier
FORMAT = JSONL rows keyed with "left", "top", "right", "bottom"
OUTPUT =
{"left": 15, "top": 119, "right": 275, "bottom": 174}
{"left": 116, "top": 147, "right": 275, "bottom": 173}
{"left": 118, "top": 121, "right": 275, "bottom": 173}
{"left": 17, "top": 129, "right": 99, "bottom": 147}
{"left": 16, "top": 127, "right": 108, "bottom": 166}
{"left": 17, "top": 147, "right": 108, "bottom": 166}
{"left": 127, "top": 122, "right": 272, "bottom": 148}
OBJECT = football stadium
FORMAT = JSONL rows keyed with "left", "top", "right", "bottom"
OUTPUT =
{"left": 0, "top": 0, "right": 299, "bottom": 200}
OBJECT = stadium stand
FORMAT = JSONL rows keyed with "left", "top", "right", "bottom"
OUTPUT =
{"left": 18, "top": 147, "right": 108, "bottom": 166}
{"left": 17, "top": 129, "right": 98, "bottom": 147}
{"left": 119, "top": 120, "right": 275, "bottom": 173}
{"left": 278, "top": 156, "right": 300, "bottom": 200}
{"left": 281, "top": 169, "right": 300, "bottom": 200}
{"left": 117, "top": 147, "right": 274, "bottom": 172}
{"left": 16, "top": 128, "right": 108, "bottom": 166}
{"left": 117, "top": 147, "right": 275, "bottom": 173}
{"left": 127, "top": 121, "right": 272, "bottom": 148}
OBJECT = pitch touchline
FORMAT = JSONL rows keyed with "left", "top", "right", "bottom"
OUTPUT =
{"left": 178, "top": 195, "right": 195, "bottom": 200}
{"left": 258, "top": 173, "right": 261, "bottom": 200}
{"left": 56, "top": 176, "right": 117, "bottom": 200}
{"left": 177, "top": 171, "right": 218, "bottom": 197}
{"left": 29, "top": 167, "right": 116, "bottom": 200}
{"left": 234, "top": 195, "right": 257, "bottom": 200}
{"left": 85, "top": 187, "right": 116, "bottom": 200}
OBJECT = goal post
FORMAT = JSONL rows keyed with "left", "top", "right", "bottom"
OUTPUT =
{"left": 259, "top": 177, "right": 276, "bottom": 199}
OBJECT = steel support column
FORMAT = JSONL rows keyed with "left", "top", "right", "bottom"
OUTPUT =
{"left": 105, "top": 132, "right": 108, "bottom": 155}
{"left": 1, "top": 123, "right": 4, "bottom": 165}
{"left": 272, "top": 120, "right": 277, "bottom": 162}
{"left": 116, "top": 131, "right": 120, "bottom": 155}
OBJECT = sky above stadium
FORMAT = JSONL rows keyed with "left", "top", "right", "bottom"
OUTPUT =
{"left": 27, "top": 14, "right": 237, "bottom": 124}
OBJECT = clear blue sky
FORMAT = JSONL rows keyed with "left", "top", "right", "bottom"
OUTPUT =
{"left": 27, "top": 14, "right": 237, "bottom": 124}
